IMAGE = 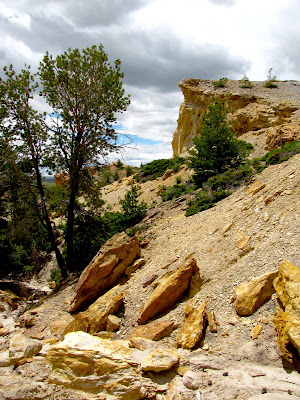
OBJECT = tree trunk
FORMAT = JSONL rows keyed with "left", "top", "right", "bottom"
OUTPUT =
{"left": 33, "top": 160, "right": 68, "bottom": 278}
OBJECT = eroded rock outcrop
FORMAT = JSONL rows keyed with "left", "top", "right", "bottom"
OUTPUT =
{"left": 172, "top": 79, "right": 300, "bottom": 155}
{"left": 47, "top": 331, "right": 167, "bottom": 399}
{"left": 138, "top": 258, "right": 199, "bottom": 324}
{"left": 273, "top": 260, "right": 300, "bottom": 362}
{"left": 69, "top": 232, "right": 140, "bottom": 312}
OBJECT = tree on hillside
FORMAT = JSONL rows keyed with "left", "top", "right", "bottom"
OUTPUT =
{"left": 39, "top": 45, "right": 130, "bottom": 271}
{"left": 0, "top": 65, "right": 66, "bottom": 276}
{"left": 188, "top": 101, "right": 249, "bottom": 187}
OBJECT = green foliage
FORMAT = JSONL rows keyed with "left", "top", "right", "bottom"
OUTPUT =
{"left": 188, "top": 101, "right": 251, "bottom": 187}
{"left": 38, "top": 45, "right": 130, "bottom": 271}
{"left": 137, "top": 156, "right": 186, "bottom": 182}
{"left": 119, "top": 185, "right": 147, "bottom": 225}
{"left": 113, "top": 170, "right": 119, "bottom": 181}
{"left": 212, "top": 77, "right": 228, "bottom": 88}
{"left": 160, "top": 181, "right": 195, "bottom": 202}
{"left": 264, "top": 68, "right": 278, "bottom": 88}
{"left": 186, "top": 189, "right": 231, "bottom": 216}
{"left": 239, "top": 74, "right": 253, "bottom": 88}
{"left": 127, "top": 224, "right": 148, "bottom": 237}
{"left": 126, "top": 165, "right": 133, "bottom": 176}
{"left": 50, "top": 268, "right": 62, "bottom": 286}
{"left": 116, "top": 159, "right": 123, "bottom": 169}
{"left": 263, "top": 141, "right": 300, "bottom": 165}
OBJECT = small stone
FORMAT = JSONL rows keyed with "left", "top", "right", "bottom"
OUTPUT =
{"left": 176, "top": 366, "right": 191, "bottom": 376}
{"left": 221, "top": 332, "right": 229, "bottom": 336}
{"left": 0, "top": 328, "right": 9, "bottom": 336}
{"left": 49, "top": 281, "right": 56, "bottom": 289}
{"left": 106, "top": 315, "right": 120, "bottom": 332}
{"left": 202, "top": 344, "right": 209, "bottom": 351}
{"left": 140, "top": 239, "right": 150, "bottom": 248}
{"left": 223, "top": 222, "right": 233, "bottom": 235}
{"left": 223, "top": 371, "right": 229, "bottom": 376}
{"left": 229, "top": 296, "right": 235, "bottom": 303}
{"left": 183, "top": 370, "right": 202, "bottom": 390}
{"left": 141, "top": 348, "right": 179, "bottom": 372}
{"left": 207, "top": 380, "right": 212, "bottom": 386}
{"left": 250, "top": 324, "right": 262, "bottom": 339}
{"left": 262, "top": 387, "right": 267, "bottom": 394}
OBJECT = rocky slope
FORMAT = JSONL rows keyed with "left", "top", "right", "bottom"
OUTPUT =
{"left": 172, "top": 79, "right": 300, "bottom": 157}
{"left": 0, "top": 82, "right": 299, "bottom": 400}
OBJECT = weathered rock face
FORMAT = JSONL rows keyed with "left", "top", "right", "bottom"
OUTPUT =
{"left": 175, "top": 301, "right": 206, "bottom": 349}
{"left": 47, "top": 332, "right": 166, "bottom": 399}
{"left": 273, "top": 260, "right": 300, "bottom": 362}
{"left": 64, "top": 285, "right": 123, "bottom": 335}
{"left": 234, "top": 270, "right": 278, "bottom": 316}
{"left": 138, "top": 258, "right": 199, "bottom": 324}
{"left": 172, "top": 79, "right": 300, "bottom": 155}
{"left": 69, "top": 232, "right": 140, "bottom": 312}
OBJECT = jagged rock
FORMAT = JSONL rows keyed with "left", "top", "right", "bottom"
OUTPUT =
{"left": 266, "top": 123, "right": 300, "bottom": 149}
{"left": 251, "top": 324, "right": 262, "bottom": 339}
{"left": 234, "top": 270, "right": 278, "bottom": 316}
{"left": 106, "top": 315, "right": 121, "bottom": 332}
{"left": 246, "top": 180, "right": 266, "bottom": 196}
{"left": 175, "top": 301, "right": 206, "bottom": 349}
{"left": 64, "top": 285, "right": 123, "bottom": 335}
{"left": 165, "top": 377, "right": 192, "bottom": 400}
{"left": 273, "top": 260, "right": 300, "bottom": 362}
{"left": 141, "top": 348, "right": 179, "bottom": 372}
{"left": 138, "top": 258, "right": 199, "bottom": 324}
{"left": 9, "top": 330, "right": 42, "bottom": 364}
{"left": 184, "top": 297, "right": 198, "bottom": 316}
{"left": 69, "top": 232, "right": 140, "bottom": 312}
{"left": 47, "top": 331, "right": 156, "bottom": 400}
{"left": 131, "top": 319, "right": 174, "bottom": 341}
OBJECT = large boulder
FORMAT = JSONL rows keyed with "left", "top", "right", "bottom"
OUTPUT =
{"left": 273, "top": 260, "right": 300, "bottom": 362}
{"left": 47, "top": 332, "right": 157, "bottom": 399}
{"left": 69, "top": 232, "right": 140, "bottom": 312}
{"left": 234, "top": 270, "right": 278, "bottom": 316}
{"left": 64, "top": 285, "right": 123, "bottom": 336}
{"left": 175, "top": 301, "right": 206, "bottom": 349}
{"left": 138, "top": 258, "right": 199, "bottom": 325}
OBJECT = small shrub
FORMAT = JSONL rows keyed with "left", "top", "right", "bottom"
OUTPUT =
{"left": 113, "top": 171, "right": 119, "bottom": 181}
{"left": 50, "top": 268, "right": 62, "bottom": 286}
{"left": 212, "top": 77, "right": 228, "bottom": 88}
{"left": 176, "top": 176, "right": 182, "bottom": 184}
{"left": 126, "top": 165, "right": 133, "bottom": 176}
{"left": 119, "top": 185, "right": 147, "bottom": 224}
{"left": 116, "top": 159, "right": 123, "bottom": 169}
{"left": 263, "top": 141, "right": 300, "bottom": 165}
{"left": 127, "top": 224, "right": 148, "bottom": 237}
{"left": 264, "top": 68, "right": 278, "bottom": 88}
{"left": 239, "top": 74, "right": 253, "bottom": 88}
{"left": 186, "top": 189, "right": 231, "bottom": 216}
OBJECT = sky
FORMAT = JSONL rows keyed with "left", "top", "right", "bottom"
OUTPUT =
{"left": 0, "top": 0, "right": 299, "bottom": 166}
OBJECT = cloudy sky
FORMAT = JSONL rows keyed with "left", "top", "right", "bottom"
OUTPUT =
{"left": 0, "top": 0, "right": 299, "bottom": 165}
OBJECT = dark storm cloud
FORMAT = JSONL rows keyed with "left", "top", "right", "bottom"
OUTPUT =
{"left": 0, "top": 7, "right": 249, "bottom": 94}
{"left": 63, "top": 0, "right": 147, "bottom": 27}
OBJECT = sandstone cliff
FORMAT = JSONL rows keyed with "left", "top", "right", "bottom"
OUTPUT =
{"left": 172, "top": 79, "right": 300, "bottom": 156}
